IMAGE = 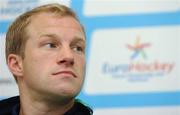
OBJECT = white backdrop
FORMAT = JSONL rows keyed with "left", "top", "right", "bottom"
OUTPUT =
{"left": 0, "top": 0, "right": 180, "bottom": 115}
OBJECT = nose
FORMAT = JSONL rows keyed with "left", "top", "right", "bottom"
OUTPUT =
{"left": 57, "top": 46, "right": 74, "bottom": 66}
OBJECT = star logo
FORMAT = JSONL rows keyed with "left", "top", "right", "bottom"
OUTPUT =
{"left": 126, "top": 36, "right": 151, "bottom": 60}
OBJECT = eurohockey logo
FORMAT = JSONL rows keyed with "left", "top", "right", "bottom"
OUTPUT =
{"left": 126, "top": 36, "right": 151, "bottom": 60}
{"left": 102, "top": 36, "right": 175, "bottom": 81}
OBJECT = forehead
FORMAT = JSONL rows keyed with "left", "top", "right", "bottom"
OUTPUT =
{"left": 30, "top": 12, "right": 82, "bottom": 29}
{"left": 27, "top": 12, "right": 84, "bottom": 33}
{"left": 25, "top": 12, "right": 85, "bottom": 40}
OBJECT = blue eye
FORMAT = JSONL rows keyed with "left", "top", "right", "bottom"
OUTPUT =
{"left": 73, "top": 46, "right": 84, "bottom": 53}
{"left": 45, "top": 43, "right": 57, "bottom": 48}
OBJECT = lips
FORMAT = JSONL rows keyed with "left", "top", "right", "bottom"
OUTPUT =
{"left": 52, "top": 70, "right": 77, "bottom": 78}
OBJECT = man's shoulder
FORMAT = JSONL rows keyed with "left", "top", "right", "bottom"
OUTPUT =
{"left": 0, "top": 96, "right": 20, "bottom": 114}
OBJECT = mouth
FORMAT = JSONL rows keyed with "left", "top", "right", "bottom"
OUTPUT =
{"left": 52, "top": 71, "right": 77, "bottom": 78}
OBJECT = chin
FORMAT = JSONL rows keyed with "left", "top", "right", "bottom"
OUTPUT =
{"left": 55, "top": 87, "right": 80, "bottom": 98}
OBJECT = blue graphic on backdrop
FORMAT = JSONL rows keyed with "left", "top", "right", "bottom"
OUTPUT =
{"left": 0, "top": 0, "right": 39, "bottom": 34}
{"left": 70, "top": 0, "right": 180, "bottom": 108}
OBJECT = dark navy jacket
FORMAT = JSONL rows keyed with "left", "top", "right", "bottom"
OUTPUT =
{"left": 0, "top": 96, "right": 93, "bottom": 115}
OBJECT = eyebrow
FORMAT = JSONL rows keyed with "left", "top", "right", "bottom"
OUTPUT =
{"left": 39, "top": 34, "right": 59, "bottom": 39}
{"left": 39, "top": 33, "right": 85, "bottom": 42}
{"left": 70, "top": 37, "right": 86, "bottom": 47}
{"left": 74, "top": 36, "right": 85, "bottom": 41}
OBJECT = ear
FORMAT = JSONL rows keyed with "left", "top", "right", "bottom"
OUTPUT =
{"left": 7, "top": 54, "right": 23, "bottom": 78}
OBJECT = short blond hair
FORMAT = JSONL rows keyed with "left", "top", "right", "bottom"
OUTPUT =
{"left": 6, "top": 3, "right": 82, "bottom": 60}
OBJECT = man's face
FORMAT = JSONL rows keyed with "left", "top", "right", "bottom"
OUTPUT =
{"left": 20, "top": 13, "right": 85, "bottom": 100}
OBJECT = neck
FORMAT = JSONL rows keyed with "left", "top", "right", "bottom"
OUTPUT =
{"left": 18, "top": 82, "right": 75, "bottom": 115}
{"left": 19, "top": 95, "right": 74, "bottom": 115}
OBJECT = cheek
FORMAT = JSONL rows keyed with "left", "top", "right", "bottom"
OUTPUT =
{"left": 23, "top": 51, "right": 55, "bottom": 77}
{"left": 22, "top": 54, "right": 54, "bottom": 88}
{"left": 76, "top": 56, "right": 86, "bottom": 72}
{"left": 26, "top": 47, "right": 57, "bottom": 64}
